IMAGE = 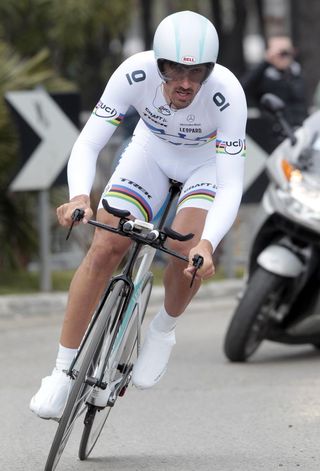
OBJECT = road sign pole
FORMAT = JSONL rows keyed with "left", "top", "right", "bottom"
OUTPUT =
{"left": 5, "top": 89, "right": 80, "bottom": 292}
{"left": 38, "top": 190, "right": 52, "bottom": 292}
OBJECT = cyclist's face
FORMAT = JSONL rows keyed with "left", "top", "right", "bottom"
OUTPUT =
{"left": 162, "top": 62, "right": 207, "bottom": 109}
{"left": 162, "top": 61, "right": 210, "bottom": 83}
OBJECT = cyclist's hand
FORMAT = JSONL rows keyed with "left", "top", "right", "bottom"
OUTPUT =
{"left": 184, "top": 240, "right": 215, "bottom": 281}
{"left": 56, "top": 195, "right": 92, "bottom": 227}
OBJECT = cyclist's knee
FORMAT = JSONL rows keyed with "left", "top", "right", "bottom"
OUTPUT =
{"left": 86, "top": 236, "right": 129, "bottom": 271}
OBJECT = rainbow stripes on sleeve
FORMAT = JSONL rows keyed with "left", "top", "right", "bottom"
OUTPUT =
{"left": 107, "top": 113, "right": 125, "bottom": 126}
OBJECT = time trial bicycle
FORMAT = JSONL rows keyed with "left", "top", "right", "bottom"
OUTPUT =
{"left": 44, "top": 179, "right": 203, "bottom": 470}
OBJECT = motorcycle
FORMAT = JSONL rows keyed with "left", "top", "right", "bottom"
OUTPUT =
{"left": 224, "top": 93, "right": 320, "bottom": 362}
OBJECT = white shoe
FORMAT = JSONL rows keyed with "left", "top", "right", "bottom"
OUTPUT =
{"left": 132, "top": 324, "right": 176, "bottom": 389}
{"left": 29, "top": 368, "right": 72, "bottom": 420}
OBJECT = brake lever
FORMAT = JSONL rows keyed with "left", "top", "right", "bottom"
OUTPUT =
{"left": 190, "top": 254, "right": 204, "bottom": 288}
{"left": 66, "top": 208, "right": 85, "bottom": 240}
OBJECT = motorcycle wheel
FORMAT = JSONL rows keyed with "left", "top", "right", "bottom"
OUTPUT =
{"left": 224, "top": 268, "right": 288, "bottom": 362}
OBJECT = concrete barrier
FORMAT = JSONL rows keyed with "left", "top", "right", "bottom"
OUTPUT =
{"left": 0, "top": 279, "right": 243, "bottom": 318}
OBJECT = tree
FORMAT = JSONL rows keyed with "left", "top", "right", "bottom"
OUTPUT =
{"left": 210, "top": 0, "right": 247, "bottom": 78}
{"left": 0, "top": 0, "right": 133, "bottom": 270}
{"left": 0, "top": 0, "right": 133, "bottom": 109}
{"left": 139, "top": 0, "right": 153, "bottom": 49}
{"left": 290, "top": 0, "right": 320, "bottom": 106}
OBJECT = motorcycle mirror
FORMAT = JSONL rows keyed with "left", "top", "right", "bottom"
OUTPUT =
{"left": 260, "top": 93, "right": 286, "bottom": 114}
{"left": 260, "top": 93, "right": 297, "bottom": 146}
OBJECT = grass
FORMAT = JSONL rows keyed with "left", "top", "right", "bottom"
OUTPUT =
{"left": 0, "top": 265, "right": 243, "bottom": 295}
{"left": 0, "top": 270, "right": 75, "bottom": 295}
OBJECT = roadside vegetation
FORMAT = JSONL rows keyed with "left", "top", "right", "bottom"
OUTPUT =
{"left": 0, "top": 264, "right": 243, "bottom": 295}
{"left": 0, "top": 1, "right": 131, "bottom": 280}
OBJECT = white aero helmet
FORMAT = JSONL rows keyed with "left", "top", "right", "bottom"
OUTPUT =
{"left": 153, "top": 10, "right": 219, "bottom": 81}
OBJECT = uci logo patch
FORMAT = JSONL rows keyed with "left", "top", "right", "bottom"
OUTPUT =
{"left": 223, "top": 139, "right": 244, "bottom": 155}
{"left": 93, "top": 101, "right": 117, "bottom": 119}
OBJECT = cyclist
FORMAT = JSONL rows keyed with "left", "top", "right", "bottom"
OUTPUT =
{"left": 30, "top": 10, "right": 247, "bottom": 420}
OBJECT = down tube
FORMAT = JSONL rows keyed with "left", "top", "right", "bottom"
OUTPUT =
{"left": 112, "top": 271, "right": 151, "bottom": 352}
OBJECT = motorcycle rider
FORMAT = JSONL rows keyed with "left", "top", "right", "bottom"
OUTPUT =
{"left": 242, "top": 35, "right": 308, "bottom": 154}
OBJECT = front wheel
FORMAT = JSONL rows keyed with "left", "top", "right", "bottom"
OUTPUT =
{"left": 224, "top": 268, "right": 289, "bottom": 362}
{"left": 44, "top": 281, "right": 127, "bottom": 471}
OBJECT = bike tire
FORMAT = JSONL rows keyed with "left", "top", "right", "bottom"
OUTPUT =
{"left": 44, "top": 280, "right": 127, "bottom": 471}
{"left": 224, "top": 268, "right": 288, "bottom": 362}
{"left": 78, "top": 273, "right": 153, "bottom": 461}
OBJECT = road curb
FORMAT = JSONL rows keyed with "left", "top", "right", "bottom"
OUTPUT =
{"left": 0, "top": 279, "right": 243, "bottom": 318}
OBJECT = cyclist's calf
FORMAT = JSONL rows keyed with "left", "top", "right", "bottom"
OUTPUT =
{"left": 166, "top": 236, "right": 197, "bottom": 261}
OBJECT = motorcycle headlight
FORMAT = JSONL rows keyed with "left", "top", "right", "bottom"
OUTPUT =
{"left": 279, "top": 159, "right": 320, "bottom": 221}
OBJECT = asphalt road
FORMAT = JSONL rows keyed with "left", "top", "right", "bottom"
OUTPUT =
{"left": 1, "top": 293, "right": 320, "bottom": 471}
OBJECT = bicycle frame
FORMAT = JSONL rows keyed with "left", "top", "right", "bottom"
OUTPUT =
{"left": 67, "top": 179, "right": 182, "bottom": 382}
{"left": 44, "top": 179, "right": 205, "bottom": 470}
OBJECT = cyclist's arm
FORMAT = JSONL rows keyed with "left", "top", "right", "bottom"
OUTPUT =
{"left": 201, "top": 72, "right": 247, "bottom": 254}
{"left": 57, "top": 194, "right": 91, "bottom": 227}
{"left": 67, "top": 54, "right": 147, "bottom": 201}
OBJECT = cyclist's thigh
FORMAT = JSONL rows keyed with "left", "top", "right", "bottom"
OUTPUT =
{"left": 177, "top": 161, "right": 217, "bottom": 215}
{"left": 169, "top": 161, "right": 217, "bottom": 245}
{"left": 98, "top": 138, "right": 170, "bottom": 222}
{"left": 172, "top": 207, "right": 208, "bottom": 245}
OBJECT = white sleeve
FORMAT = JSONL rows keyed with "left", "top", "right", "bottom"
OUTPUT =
{"left": 67, "top": 55, "right": 144, "bottom": 199}
{"left": 201, "top": 77, "right": 247, "bottom": 251}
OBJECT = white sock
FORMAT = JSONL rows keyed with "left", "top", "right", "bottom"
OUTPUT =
{"left": 55, "top": 344, "right": 78, "bottom": 371}
{"left": 151, "top": 305, "right": 177, "bottom": 333}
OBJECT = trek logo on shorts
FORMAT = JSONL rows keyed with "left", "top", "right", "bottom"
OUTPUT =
{"left": 216, "top": 139, "right": 246, "bottom": 157}
{"left": 120, "top": 178, "right": 152, "bottom": 199}
{"left": 93, "top": 101, "right": 117, "bottom": 119}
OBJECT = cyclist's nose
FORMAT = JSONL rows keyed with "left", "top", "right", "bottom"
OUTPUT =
{"left": 178, "top": 75, "right": 193, "bottom": 89}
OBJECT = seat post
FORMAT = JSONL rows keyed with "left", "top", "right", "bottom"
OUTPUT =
{"left": 157, "top": 179, "right": 182, "bottom": 230}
